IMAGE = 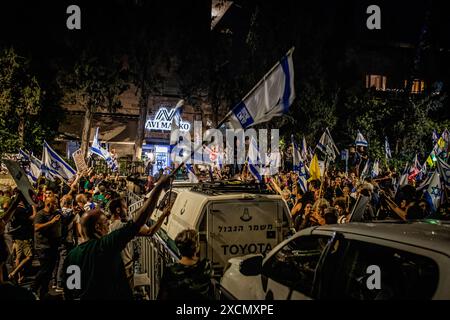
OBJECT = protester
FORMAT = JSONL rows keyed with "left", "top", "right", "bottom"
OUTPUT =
{"left": 158, "top": 229, "right": 213, "bottom": 300}
{"left": 32, "top": 197, "right": 61, "bottom": 299}
{"left": 63, "top": 174, "right": 171, "bottom": 300}
{"left": 8, "top": 200, "right": 36, "bottom": 284}
{"left": 0, "top": 204, "right": 36, "bottom": 300}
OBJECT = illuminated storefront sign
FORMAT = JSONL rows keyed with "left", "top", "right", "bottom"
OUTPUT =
{"left": 145, "top": 107, "right": 191, "bottom": 132}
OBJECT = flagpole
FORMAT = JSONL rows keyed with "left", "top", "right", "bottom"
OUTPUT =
{"left": 216, "top": 47, "right": 295, "bottom": 129}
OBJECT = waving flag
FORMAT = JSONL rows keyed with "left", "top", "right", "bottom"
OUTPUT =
{"left": 248, "top": 136, "right": 262, "bottom": 182}
{"left": 360, "top": 160, "right": 370, "bottom": 181}
{"left": 171, "top": 99, "right": 185, "bottom": 131}
{"left": 398, "top": 162, "right": 410, "bottom": 189}
{"left": 424, "top": 171, "right": 442, "bottom": 213}
{"left": 18, "top": 149, "right": 41, "bottom": 183}
{"left": 185, "top": 163, "right": 199, "bottom": 183}
{"left": 42, "top": 141, "right": 76, "bottom": 182}
{"left": 436, "top": 157, "right": 450, "bottom": 189}
{"left": 316, "top": 128, "right": 339, "bottom": 161}
{"left": 19, "top": 149, "right": 30, "bottom": 161}
{"left": 301, "top": 136, "right": 308, "bottom": 161}
{"left": 385, "top": 137, "right": 392, "bottom": 159}
{"left": 227, "top": 49, "right": 295, "bottom": 129}
{"left": 90, "top": 128, "right": 118, "bottom": 172}
{"left": 291, "top": 135, "right": 309, "bottom": 193}
{"left": 291, "top": 135, "right": 302, "bottom": 172}
{"left": 432, "top": 129, "right": 439, "bottom": 146}
{"left": 355, "top": 130, "right": 368, "bottom": 147}
{"left": 266, "top": 151, "right": 281, "bottom": 176}
{"left": 371, "top": 159, "right": 380, "bottom": 178}
{"left": 408, "top": 155, "right": 422, "bottom": 181}
{"left": 308, "top": 154, "right": 321, "bottom": 181}
{"left": 29, "top": 154, "right": 42, "bottom": 183}
{"left": 434, "top": 129, "right": 449, "bottom": 159}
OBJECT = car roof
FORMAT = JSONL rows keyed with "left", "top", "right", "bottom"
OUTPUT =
{"left": 312, "top": 220, "right": 450, "bottom": 256}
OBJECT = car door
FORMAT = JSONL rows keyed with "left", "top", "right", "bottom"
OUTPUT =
{"left": 318, "top": 237, "right": 441, "bottom": 300}
{"left": 258, "top": 235, "right": 331, "bottom": 300}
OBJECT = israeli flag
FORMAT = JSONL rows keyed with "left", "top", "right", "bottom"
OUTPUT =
{"left": 424, "top": 171, "right": 442, "bottom": 213}
{"left": 29, "top": 154, "right": 42, "bottom": 183}
{"left": 248, "top": 137, "right": 262, "bottom": 182}
{"left": 397, "top": 162, "right": 410, "bottom": 191}
{"left": 385, "top": 137, "right": 392, "bottom": 159}
{"left": 266, "top": 151, "right": 281, "bottom": 176}
{"left": 301, "top": 136, "right": 308, "bottom": 161}
{"left": 432, "top": 129, "right": 439, "bottom": 146}
{"left": 18, "top": 149, "right": 41, "bottom": 183}
{"left": 42, "top": 141, "right": 76, "bottom": 182}
{"left": 436, "top": 157, "right": 450, "bottom": 189}
{"left": 316, "top": 128, "right": 339, "bottom": 161}
{"left": 291, "top": 135, "right": 302, "bottom": 172}
{"left": 171, "top": 99, "right": 185, "bottom": 131}
{"left": 360, "top": 160, "right": 370, "bottom": 181}
{"left": 90, "top": 127, "right": 105, "bottom": 158}
{"left": 90, "top": 128, "right": 118, "bottom": 172}
{"left": 355, "top": 131, "right": 368, "bottom": 147}
{"left": 227, "top": 49, "right": 295, "bottom": 129}
{"left": 19, "top": 149, "right": 30, "bottom": 161}
{"left": 371, "top": 159, "right": 380, "bottom": 178}
{"left": 185, "top": 163, "right": 199, "bottom": 183}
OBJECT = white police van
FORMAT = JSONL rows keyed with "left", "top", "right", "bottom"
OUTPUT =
{"left": 149, "top": 181, "right": 293, "bottom": 277}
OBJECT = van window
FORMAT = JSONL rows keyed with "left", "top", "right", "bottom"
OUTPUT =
{"left": 324, "top": 240, "right": 439, "bottom": 300}
{"left": 262, "top": 236, "right": 330, "bottom": 297}
{"left": 158, "top": 191, "right": 178, "bottom": 211}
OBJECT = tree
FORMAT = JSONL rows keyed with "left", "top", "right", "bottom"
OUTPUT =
{"left": 58, "top": 52, "right": 128, "bottom": 158}
{"left": 0, "top": 47, "right": 42, "bottom": 154}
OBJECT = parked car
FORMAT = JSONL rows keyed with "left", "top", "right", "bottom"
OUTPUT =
{"left": 220, "top": 220, "right": 450, "bottom": 300}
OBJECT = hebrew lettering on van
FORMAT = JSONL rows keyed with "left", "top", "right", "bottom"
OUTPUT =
{"left": 218, "top": 225, "right": 245, "bottom": 233}
{"left": 211, "top": 202, "right": 279, "bottom": 268}
{"left": 248, "top": 224, "right": 272, "bottom": 231}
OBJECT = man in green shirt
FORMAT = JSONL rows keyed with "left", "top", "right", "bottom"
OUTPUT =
{"left": 63, "top": 174, "right": 170, "bottom": 300}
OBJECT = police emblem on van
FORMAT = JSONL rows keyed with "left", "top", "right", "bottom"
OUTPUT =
{"left": 240, "top": 208, "right": 252, "bottom": 222}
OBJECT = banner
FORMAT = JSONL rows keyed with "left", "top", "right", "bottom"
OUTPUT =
{"left": 3, "top": 160, "right": 38, "bottom": 206}
{"left": 72, "top": 149, "right": 88, "bottom": 173}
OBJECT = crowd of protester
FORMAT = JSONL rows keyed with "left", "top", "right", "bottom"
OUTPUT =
{"left": 0, "top": 169, "right": 133, "bottom": 299}
{"left": 1, "top": 147, "right": 449, "bottom": 300}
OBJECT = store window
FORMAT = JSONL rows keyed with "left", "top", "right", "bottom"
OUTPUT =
{"left": 404, "top": 79, "right": 425, "bottom": 94}
{"left": 365, "top": 74, "right": 387, "bottom": 91}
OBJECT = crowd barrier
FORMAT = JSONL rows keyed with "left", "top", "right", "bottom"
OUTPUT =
{"left": 126, "top": 191, "right": 179, "bottom": 300}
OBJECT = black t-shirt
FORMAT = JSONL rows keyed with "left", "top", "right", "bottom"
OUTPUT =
{"left": 63, "top": 221, "right": 140, "bottom": 300}
{"left": 158, "top": 259, "right": 213, "bottom": 300}
{"left": 10, "top": 206, "right": 34, "bottom": 240}
{"left": 34, "top": 210, "right": 62, "bottom": 249}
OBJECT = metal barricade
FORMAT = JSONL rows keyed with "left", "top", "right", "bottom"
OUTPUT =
{"left": 127, "top": 192, "right": 178, "bottom": 300}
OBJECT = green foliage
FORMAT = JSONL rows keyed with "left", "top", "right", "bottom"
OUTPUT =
{"left": 0, "top": 47, "right": 46, "bottom": 155}
{"left": 58, "top": 52, "right": 128, "bottom": 112}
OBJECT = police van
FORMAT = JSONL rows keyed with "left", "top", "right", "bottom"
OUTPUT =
{"left": 134, "top": 181, "right": 292, "bottom": 299}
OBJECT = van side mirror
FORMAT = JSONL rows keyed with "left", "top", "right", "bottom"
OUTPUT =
{"left": 239, "top": 254, "right": 263, "bottom": 276}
